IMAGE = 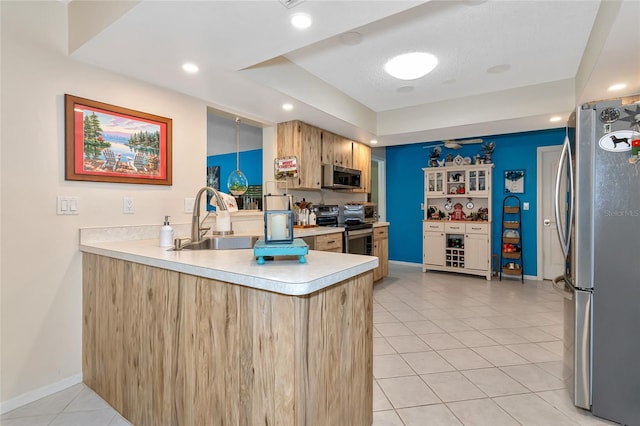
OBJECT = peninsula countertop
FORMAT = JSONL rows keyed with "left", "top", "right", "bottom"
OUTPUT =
{"left": 79, "top": 236, "right": 378, "bottom": 296}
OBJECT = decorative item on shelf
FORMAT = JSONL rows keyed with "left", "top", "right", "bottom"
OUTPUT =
{"left": 445, "top": 153, "right": 453, "bottom": 165}
{"left": 429, "top": 146, "right": 442, "bottom": 167}
{"left": 227, "top": 117, "right": 248, "bottom": 196}
{"left": 451, "top": 203, "right": 466, "bottom": 220}
{"left": 444, "top": 198, "right": 453, "bottom": 211}
{"left": 480, "top": 141, "right": 496, "bottom": 164}
{"left": 477, "top": 207, "right": 489, "bottom": 221}
{"left": 466, "top": 198, "right": 474, "bottom": 209}
{"left": 453, "top": 154, "right": 464, "bottom": 165}
{"left": 457, "top": 186, "right": 465, "bottom": 194}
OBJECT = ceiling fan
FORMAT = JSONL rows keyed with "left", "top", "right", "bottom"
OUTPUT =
{"left": 442, "top": 138, "right": 483, "bottom": 149}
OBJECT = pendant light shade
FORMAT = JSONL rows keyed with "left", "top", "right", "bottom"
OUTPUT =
{"left": 227, "top": 117, "right": 248, "bottom": 196}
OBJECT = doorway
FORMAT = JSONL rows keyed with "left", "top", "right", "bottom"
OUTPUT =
{"left": 537, "top": 145, "right": 564, "bottom": 280}
{"left": 371, "top": 155, "right": 386, "bottom": 222}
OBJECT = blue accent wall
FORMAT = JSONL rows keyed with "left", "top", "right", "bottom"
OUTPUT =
{"left": 207, "top": 149, "right": 263, "bottom": 187}
{"left": 386, "top": 128, "right": 564, "bottom": 276}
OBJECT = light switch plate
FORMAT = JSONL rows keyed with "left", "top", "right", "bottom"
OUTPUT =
{"left": 57, "top": 196, "right": 79, "bottom": 215}
{"left": 523, "top": 202, "right": 530, "bottom": 210}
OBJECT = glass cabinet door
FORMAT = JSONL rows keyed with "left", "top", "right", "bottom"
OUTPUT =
{"left": 425, "top": 170, "right": 444, "bottom": 194}
{"left": 467, "top": 168, "right": 488, "bottom": 194}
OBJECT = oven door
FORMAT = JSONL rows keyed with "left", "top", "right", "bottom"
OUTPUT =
{"left": 344, "top": 228, "right": 373, "bottom": 255}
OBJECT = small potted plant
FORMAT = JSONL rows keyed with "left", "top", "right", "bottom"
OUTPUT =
{"left": 480, "top": 141, "right": 495, "bottom": 163}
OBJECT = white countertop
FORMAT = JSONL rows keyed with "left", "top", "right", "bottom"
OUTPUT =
{"left": 80, "top": 236, "right": 378, "bottom": 296}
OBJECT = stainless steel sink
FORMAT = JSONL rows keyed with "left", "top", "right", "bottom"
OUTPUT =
{"left": 178, "top": 235, "right": 258, "bottom": 250}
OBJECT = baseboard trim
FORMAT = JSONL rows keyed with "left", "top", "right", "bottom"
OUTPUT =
{"left": 0, "top": 374, "right": 83, "bottom": 415}
{"left": 388, "top": 260, "right": 422, "bottom": 267}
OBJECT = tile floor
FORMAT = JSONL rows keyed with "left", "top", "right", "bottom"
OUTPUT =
{"left": 1, "top": 263, "right": 615, "bottom": 426}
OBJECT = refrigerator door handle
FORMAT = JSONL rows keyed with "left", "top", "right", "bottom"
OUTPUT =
{"left": 554, "top": 134, "right": 574, "bottom": 258}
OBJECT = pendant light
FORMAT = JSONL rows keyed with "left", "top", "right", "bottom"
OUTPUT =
{"left": 227, "top": 117, "right": 248, "bottom": 196}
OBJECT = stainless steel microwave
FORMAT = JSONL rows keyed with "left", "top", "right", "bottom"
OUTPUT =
{"left": 322, "top": 165, "right": 361, "bottom": 189}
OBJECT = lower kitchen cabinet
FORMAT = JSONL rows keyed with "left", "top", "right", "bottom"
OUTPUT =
{"left": 422, "top": 221, "right": 492, "bottom": 280}
{"left": 373, "top": 225, "right": 389, "bottom": 281}
{"left": 315, "top": 232, "right": 343, "bottom": 253}
{"left": 423, "top": 222, "right": 445, "bottom": 268}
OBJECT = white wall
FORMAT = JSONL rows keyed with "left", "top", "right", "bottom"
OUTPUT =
{"left": 0, "top": 1, "right": 210, "bottom": 407}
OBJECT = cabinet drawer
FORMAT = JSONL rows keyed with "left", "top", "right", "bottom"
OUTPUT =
{"left": 445, "top": 223, "right": 465, "bottom": 233}
{"left": 423, "top": 222, "right": 444, "bottom": 232}
{"left": 466, "top": 223, "right": 489, "bottom": 234}
{"left": 373, "top": 226, "right": 388, "bottom": 240}
{"left": 315, "top": 233, "right": 343, "bottom": 252}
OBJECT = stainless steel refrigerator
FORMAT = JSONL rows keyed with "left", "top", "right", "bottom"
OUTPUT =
{"left": 554, "top": 98, "right": 640, "bottom": 425}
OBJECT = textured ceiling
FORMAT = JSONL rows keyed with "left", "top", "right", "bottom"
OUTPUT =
{"left": 69, "top": 0, "right": 640, "bottom": 146}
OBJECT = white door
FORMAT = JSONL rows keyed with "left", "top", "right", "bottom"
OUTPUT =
{"left": 538, "top": 146, "right": 564, "bottom": 280}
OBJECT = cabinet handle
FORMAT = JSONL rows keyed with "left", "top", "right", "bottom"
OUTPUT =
{"left": 471, "top": 227, "right": 481, "bottom": 230}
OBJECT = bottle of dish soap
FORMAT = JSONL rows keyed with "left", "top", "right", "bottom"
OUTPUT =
{"left": 160, "top": 215, "right": 173, "bottom": 248}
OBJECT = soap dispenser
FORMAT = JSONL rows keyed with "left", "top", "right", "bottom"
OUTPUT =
{"left": 160, "top": 215, "right": 173, "bottom": 247}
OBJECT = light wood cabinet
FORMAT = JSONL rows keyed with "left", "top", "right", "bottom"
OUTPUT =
{"left": 373, "top": 226, "right": 388, "bottom": 281}
{"left": 277, "top": 121, "right": 322, "bottom": 189}
{"left": 352, "top": 142, "right": 372, "bottom": 193}
{"left": 83, "top": 253, "right": 373, "bottom": 426}
{"left": 279, "top": 120, "right": 372, "bottom": 193}
{"left": 321, "top": 131, "right": 352, "bottom": 168}
{"left": 315, "top": 232, "right": 343, "bottom": 253}
{"left": 422, "top": 164, "right": 493, "bottom": 280}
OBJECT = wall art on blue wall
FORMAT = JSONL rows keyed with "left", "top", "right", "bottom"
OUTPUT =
{"left": 505, "top": 170, "right": 525, "bottom": 193}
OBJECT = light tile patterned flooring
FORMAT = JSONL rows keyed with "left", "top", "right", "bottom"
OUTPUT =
{"left": 1, "top": 263, "right": 615, "bottom": 426}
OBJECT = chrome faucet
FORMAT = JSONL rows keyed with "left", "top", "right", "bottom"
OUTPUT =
{"left": 191, "top": 186, "right": 228, "bottom": 243}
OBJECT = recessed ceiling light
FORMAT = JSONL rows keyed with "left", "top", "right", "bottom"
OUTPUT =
{"left": 487, "top": 64, "right": 510, "bottom": 74}
{"left": 291, "top": 13, "right": 312, "bottom": 29}
{"left": 549, "top": 116, "right": 562, "bottom": 122}
{"left": 370, "top": 139, "right": 378, "bottom": 144}
{"left": 182, "top": 62, "right": 199, "bottom": 74}
{"left": 282, "top": 103, "right": 294, "bottom": 111}
{"left": 608, "top": 83, "right": 627, "bottom": 91}
{"left": 385, "top": 52, "right": 438, "bottom": 81}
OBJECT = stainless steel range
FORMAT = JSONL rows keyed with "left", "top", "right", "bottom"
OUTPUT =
{"left": 313, "top": 205, "right": 373, "bottom": 255}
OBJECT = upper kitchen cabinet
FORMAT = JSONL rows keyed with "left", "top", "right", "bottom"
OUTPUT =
{"left": 322, "top": 131, "right": 352, "bottom": 168}
{"left": 277, "top": 121, "right": 322, "bottom": 190}
{"left": 352, "top": 142, "right": 371, "bottom": 193}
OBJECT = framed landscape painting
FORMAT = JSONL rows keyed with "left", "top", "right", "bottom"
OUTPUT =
{"left": 65, "top": 94, "right": 172, "bottom": 185}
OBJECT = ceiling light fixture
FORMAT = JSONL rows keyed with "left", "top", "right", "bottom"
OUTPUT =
{"left": 608, "top": 83, "right": 627, "bottom": 91}
{"left": 182, "top": 62, "right": 199, "bottom": 74}
{"left": 370, "top": 140, "right": 378, "bottom": 144}
{"left": 384, "top": 52, "right": 438, "bottom": 81}
{"left": 227, "top": 118, "right": 249, "bottom": 196}
{"left": 549, "top": 116, "right": 562, "bottom": 122}
{"left": 282, "top": 103, "right": 293, "bottom": 111}
{"left": 291, "top": 13, "right": 312, "bottom": 29}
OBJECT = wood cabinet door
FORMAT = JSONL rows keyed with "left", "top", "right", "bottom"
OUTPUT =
{"left": 352, "top": 142, "right": 371, "bottom": 193}
{"left": 277, "top": 121, "right": 321, "bottom": 189}
{"left": 321, "top": 131, "right": 336, "bottom": 165}
{"left": 334, "top": 137, "right": 353, "bottom": 168}
{"left": 423, "top": 230, "right": 445, "bottom": 266}
{"left": 465, "top": 232, "right": 488, "bottom": 271}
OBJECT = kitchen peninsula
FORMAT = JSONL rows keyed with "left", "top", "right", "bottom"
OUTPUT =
{"left": 80, "top": 227, "right": 377, "bottom": 426}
